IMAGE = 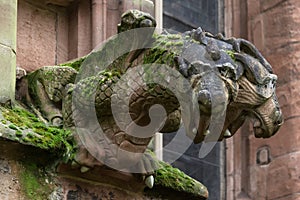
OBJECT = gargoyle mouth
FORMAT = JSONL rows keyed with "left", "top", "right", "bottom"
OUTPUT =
{"left": 251, "top": 112, "right": 268, "bottom": 138}
{"left": 249, "top": 107, "right": 283, "bottom": 138}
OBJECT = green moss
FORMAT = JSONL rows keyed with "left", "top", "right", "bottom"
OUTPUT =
{"left": 60, "top": 56, "right": 87, "bottom": 71}
{"left": 155, "top": 161, "right": 208, "bottom": 198}
{"left": 19, "top": 162, "right": 53, "bottom": 200}
{"left": 8, "top": 124, "right": 18, "bottom": 130}
{"left": 16, "top": 130, "right": 23, "bottom": 137}
{"left": 225, "top": 50, "right": 236, "bottom": 61}
{"left": 1, "top": 106, "right": 74, "bottom": 159}
{"left": 167, "top": 34, "right": 182, "bottom": 40}
{"left": 174, "top": 41, "right": 184, "bottom": 46}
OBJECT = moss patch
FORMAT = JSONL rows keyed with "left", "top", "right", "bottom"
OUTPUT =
{"left": 60, "top": 56, "right": 87, "bottom": 71}
{"left": 225, "top": 50, "right": 236, "bottom": 61}
{"left": 155, "top": 161, "right": 208, "bottom": 198}
{"left": 1, "top": 106, "right": 74, "bottom": 160}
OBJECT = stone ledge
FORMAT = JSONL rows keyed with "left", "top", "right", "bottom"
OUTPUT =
{"left": 0, "top": 104, "right": 208, "bottom": 199}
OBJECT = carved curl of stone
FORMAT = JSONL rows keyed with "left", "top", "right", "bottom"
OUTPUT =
{"left": 19, "top": 10, "right": 283, "bottom": 183}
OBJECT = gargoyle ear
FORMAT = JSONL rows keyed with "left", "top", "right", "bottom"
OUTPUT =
{"left": 234, "top": 53, "right": 275, "bottom": 85}
{"left": 231, "top": 38, "right": 273, "bottom": 73}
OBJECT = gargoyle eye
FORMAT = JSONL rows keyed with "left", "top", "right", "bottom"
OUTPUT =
{"left": 140, "top": 19, "right": 153, "bottom": 27}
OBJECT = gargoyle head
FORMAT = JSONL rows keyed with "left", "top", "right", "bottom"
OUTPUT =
{"left": 117, "top": 9, "right": 156, "bottom": 33}
{"left": 176, "top": 32, "right": 284, "bottom": 143}
{"left": 224, "top": 52, "right": 283, "bottom": 139}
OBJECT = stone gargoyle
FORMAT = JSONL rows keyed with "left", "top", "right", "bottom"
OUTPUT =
{"left": 17, "top": 10, "right": 283, "bottom": 188}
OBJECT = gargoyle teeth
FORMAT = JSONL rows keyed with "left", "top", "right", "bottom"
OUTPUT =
{"left": 80, "top": 166, "right": 90, "bottom": 173}
{"left": 224, "top": 129, "right": 231, "bottom": 137}
{"left": 145, "top": 175, "right": 154, "bottom": 189}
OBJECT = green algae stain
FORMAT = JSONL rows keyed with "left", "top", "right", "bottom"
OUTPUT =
{"left": 19, "top": 162, "right": 53, "bottom": 200}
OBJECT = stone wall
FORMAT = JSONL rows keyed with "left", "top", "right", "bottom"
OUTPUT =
{"left": 0, "top": 0, "right": 17, "bottom": 103}
{"left": 16, "top": 0, "right": 154, "bottom": 72}
{"left": 225, "top": 0, "right": 300, "bottom": 199}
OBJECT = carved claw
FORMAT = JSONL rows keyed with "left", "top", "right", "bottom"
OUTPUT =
{"left": 51, "top": 116, "right": 63, "bottom": 127}
{"left": 197, "top": 90, "right": 212, "bottom": 114}
{"left": 174, "top": 56, "right": 189, "bottom": 78}
{"left": 145, "top": 175, "right": 154, "bottom": 189}
{"left": 224, "top": 129, "right": 232, "bottom": 137}
{"left": 203, "top": 130, "right": 210, "bottom": 136}
{"left": 80, "top": 166, "right": 90, "bottom": 173}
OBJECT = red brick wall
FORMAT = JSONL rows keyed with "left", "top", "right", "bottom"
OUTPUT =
{"left": 225, "top": 0, "right": 300, "bottom": 199}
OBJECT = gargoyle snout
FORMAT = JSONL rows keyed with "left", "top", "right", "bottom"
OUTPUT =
{"left": 253, "top": 95, "right": 283, "bottom": 138}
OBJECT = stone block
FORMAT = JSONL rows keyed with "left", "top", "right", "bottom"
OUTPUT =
{"left": 248, "top": 116, "right": 300, "bottom": 162}
{"left": 56, "top": 10, "right": 69, "bottom": 64}
{"left": 256, "top": 147, "right": 270, "bottom": 165}
{"left": 0, "top": 44, "right": 16, "bottom": 103}
{"left": 141, "top": 0, "right": 154, "bottom": 16}
{"left": 267, "top": 152, "right": 300, "bottom": 199}
{"left": 46, "top": 0, "right": 75, "bottom": 7}
{"left": 250, "top": 16, "right": 264, "bottom": 52}
{"left": 78, "top": 0, "right": 92, "bottom": 57}
{"left": 275, "top": 194, "right": 300, "bottom": 200}
{"left": 261, "top": 0, "right": 288, "bottom": 12}
{"left": 0, "top": 0, "right": 17, "bottom": 49}
{"left": 17, "top": 0, "right": 56, "bottom": 71}
{"left": 248, "top": 166, "right": 268, "bottom": 199}
{"left": 247, "top": 0, "right": 260, "bottom": 19}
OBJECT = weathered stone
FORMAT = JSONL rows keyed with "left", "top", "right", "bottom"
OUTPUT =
{"left": 266, "top": 152, "right": 300, "bottom": 199}
{"left": 17, "top": 0, "right": 56, "bottom": 72}
{"left": 0, "top": 0, "right": 17, "bottom": 49}
{"left": 226, "top": 0, "right": 300, "bottom": 199}
{"left": 0, "top": 0, "right": 17, "bottom": 103}
{"left": 0, "top": 44, "right": 16, "bottom": 103}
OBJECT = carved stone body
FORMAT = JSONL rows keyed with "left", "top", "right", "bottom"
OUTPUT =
{"left": 19, "top": 10, "right": 283, "bottom": 174}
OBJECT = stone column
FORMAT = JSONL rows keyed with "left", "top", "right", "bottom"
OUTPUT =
{"left": 0, "top": 0, "right": 17, "bottom": 103}
{"left": 247, "top": 0, "right": 300, "bottom": 199}
{"left": 92, "top": 0, "right": 107, "bottom": 48}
